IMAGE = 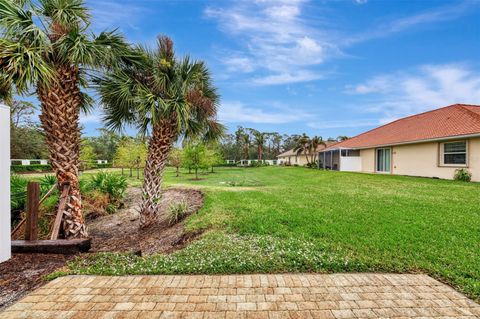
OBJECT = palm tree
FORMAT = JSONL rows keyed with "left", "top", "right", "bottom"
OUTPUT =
{"left": 96, "top": 36, "right": 224, "bottom": 227}
{"left": 241, "top": 133, "right": 251, "bottom": 160}
{"left": 252, "top": 130, "right": 265, "bottom": 161}
{"left": 293, "top": 133, "right": 311, "bottom": 164}
{"left": 0, "top": 0, "right": 132, "bottom": 238}
{"left": 309, "top": 136, "right": 326, "bottom": 164}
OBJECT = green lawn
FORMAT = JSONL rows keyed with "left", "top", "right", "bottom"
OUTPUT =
{"left": 61, "top": 166, "right": 480, "bottom": 300}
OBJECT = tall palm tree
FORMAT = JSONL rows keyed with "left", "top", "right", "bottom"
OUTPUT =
{"left": 293, "top": 133, "right": 311, "bottom": 164}
{"left": 96, "top": 36, "right": 224, "bottom": 227}
{"left": 241, "top": 133, "right": 250, "bottom": 160}
{"left": 309, "top": 136, "right": 326, "bottom": 164}
{"left": 0, "top": 0, "right": 132, "bottom": 238}
{"left": 252, "top": 130, "right": 265, "bottom": 161}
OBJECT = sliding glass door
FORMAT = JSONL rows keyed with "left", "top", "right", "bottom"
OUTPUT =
{"left": 376, "top": 148, "right": 391, "bottom": 172}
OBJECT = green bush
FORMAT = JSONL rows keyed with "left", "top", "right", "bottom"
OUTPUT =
{"left": 40, "top": 175, "right": 57, "bottom": 191}
{"left": 248, "top": 161, "right": 268, "bottom": 168}
{"left": 10, "top": 174, "right": 29, "bottom": 212}
{"left": 454, "top": 168, "right": 472, "bottom": 182}
{"left": 89, "top": 172, "right": 127, "bottom": 201}
{"left": 95, "top": 163, "right": 113, "bottom": 169}
{"left": 305, "top": 162, "right": 317, "bottom": 169}
{"left": 11, "top": 164, "right": 52, "bottom": 173}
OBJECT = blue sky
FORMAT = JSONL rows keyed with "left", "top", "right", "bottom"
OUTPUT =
{"left": 78, "top": 0, "right": 480, "bottom": 138}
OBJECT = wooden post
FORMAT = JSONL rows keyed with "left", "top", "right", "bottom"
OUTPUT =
{"left": 24, "top": 182, "right": 40, "bottom": 241}
{"left": 50, "top": 185, "right": 70, "bottom": 240}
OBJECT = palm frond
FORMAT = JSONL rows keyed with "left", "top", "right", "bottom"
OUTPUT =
{"left": 0, "top": 38, "right": 54, "bottom": 93}
{"left": 0, "top": 74, "right": 13, "bottom": 104}
{"left": 0, "top": 0, "right": 48, "bottom": 45}
{"left": 38, "top": 0, "right": 89, "bottom": 29}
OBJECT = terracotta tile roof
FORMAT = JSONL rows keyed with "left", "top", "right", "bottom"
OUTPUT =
{"left": 323, "top": 104, "right": 480, "bottom": 151}
{"left": 277, "top": 142, "right": 335, "bottom": 157}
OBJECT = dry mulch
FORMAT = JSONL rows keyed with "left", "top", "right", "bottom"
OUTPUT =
{"left": 0, "top": 187, "right": 203, "bottom": 310}
{"left": 0, "top": 254, "right": 72, "bottom": 309}
{"left": 88, "top": 187, "right": 203, "bottom": 254}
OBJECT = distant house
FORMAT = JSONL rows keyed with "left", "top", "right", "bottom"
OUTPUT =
{"left": 318, "top": 104, "right": 480, "bottom": 181}
{"left": 277, "top": 143, "right": 333, "bottom": 166}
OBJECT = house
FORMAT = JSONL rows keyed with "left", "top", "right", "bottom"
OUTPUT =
{"left": 318, "top": 104, "right": 480, "bottom": 182}
{"left": 278, "top": 143, "right": 333, "bottom": 166}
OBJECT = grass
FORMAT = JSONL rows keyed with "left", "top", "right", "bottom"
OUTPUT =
{"left": 40, "top": 166, "right": 480, "bottom": 300}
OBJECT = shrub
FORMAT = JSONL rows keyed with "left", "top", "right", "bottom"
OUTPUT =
{"left": 305, "top": 162, "right": 317, "bottom": 169}
{"left": 40, "top": 175, "right": 58, "bottom": 192}
{"left": 89, "top": 172, "right": 127, "bottom": 201}
{"left": 95, "top": 163, "right": 113, "bottom": 169}
{"left": 10, "top": 175, "right": 28, "bottom": 212}
{"left": 167, "top": 201, "right": 190, "bottom": 226}
{"left": 249, "top": 161, "right": 268, "bottom": 168}
{"left": 454, "top": 168, "right": 472, "bottom": 182}
{"left": 11, "top": 164, "right": 52, "bottom": 173}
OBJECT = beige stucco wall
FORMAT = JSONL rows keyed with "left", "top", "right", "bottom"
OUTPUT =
{"left": 360, "top": 149, "right": 375, "bottom": 173}
{"left": 358, "top": 137, "right": 480, "bottom": 181}
{"left": 278, "top": 154, "right": 311, "bottom": 166}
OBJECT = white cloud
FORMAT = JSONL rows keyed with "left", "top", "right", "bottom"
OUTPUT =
{"left": 80, "top": 112, "right": 101, "bottom": 124}
{"left": 308, "top": 119, "right": 379, "bottom": 129}
{"left": 205, "top": 1, "right": 333, "bottom": 85}
{"left": 87, "top": 0, "right": 148, "bottom": 32}
{"left": 345, "top": 75, "right": 392, "bottom": 94}
{"left": 345, "top": 2, "right": 478, "bottom": 45}
{"left": 346, "top": 63, "right": 480, "bottom": 122}
{"left": 223, "top": 56, "right": 255, "bottom": 73}
{"left": 206, "top": 1, "right": 476, "bottom": 86}
{"left": 252, "top": 71, "right": 323, "bottom": 85}
{"left": 218, "top": 101, "right": 308, "bottom": 124}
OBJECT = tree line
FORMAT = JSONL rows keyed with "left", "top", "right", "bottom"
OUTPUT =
{"left": 218, "top": 126, "right": 349, "bottom": 161}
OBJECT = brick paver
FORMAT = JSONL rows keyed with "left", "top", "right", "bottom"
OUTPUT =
{"left": 2, "top": 274, "right": 479, "bottom": 318}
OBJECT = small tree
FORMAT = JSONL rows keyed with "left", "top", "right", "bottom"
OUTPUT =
{"left": 206, "top": 145, "right": 224, "bottom": 173}
{"left": 182, "top": 143, "right": 208, "bottom": 180}
{"left": 169, "top": 148, "right": 183, "bottom": 177}
{"left": 80, "top": 140, "right": 96, "bottom": 170}
{"left": 114, "top": 139, "right": 147, "bottom": 178}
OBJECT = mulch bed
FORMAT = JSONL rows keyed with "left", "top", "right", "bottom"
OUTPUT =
{"left": 0, "top": 254, "right": 72, "bottom": 309}
{"left": 88, "top": 187, "right": 204, "bottom": 254}
{"left": 0, "top": 187, "right": 204, "bottom": 310}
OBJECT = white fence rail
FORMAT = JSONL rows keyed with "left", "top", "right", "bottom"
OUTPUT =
{"left": 11, "top": 159, "right": 109, "bottom": 165}
{"left": 226, "top": 159, "right": 279, "bottom": 166}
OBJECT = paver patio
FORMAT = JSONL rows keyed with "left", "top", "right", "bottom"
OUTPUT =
{"left": 2, "top": 273, "right": 479, "bottom": 319}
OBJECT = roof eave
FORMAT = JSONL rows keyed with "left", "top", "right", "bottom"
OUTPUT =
{"left": 321, "top": 132, "right": 480, "bottom": 151}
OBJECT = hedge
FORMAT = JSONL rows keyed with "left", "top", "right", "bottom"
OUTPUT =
{"left": 11, "top": 164, "right": 52, "bottom": 173}
{"left": 95, "top": 163, "right": 113, "bottom": 169}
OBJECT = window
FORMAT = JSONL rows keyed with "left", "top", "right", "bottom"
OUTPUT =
{"left": 441, "top": 141, "right": 467, "bottom": 166}
{"left": 341, "top": 149, "right": 360, "bottom": 157}
{"left": 376, "top": 148, "right": 391, "bottom": 172}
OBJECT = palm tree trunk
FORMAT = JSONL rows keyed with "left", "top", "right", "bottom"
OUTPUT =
{"left": 140, "top": 121, "right": 176, "bottom": 228}
{"left": 38, "top": 65, "right": 87, "bottom": 239}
